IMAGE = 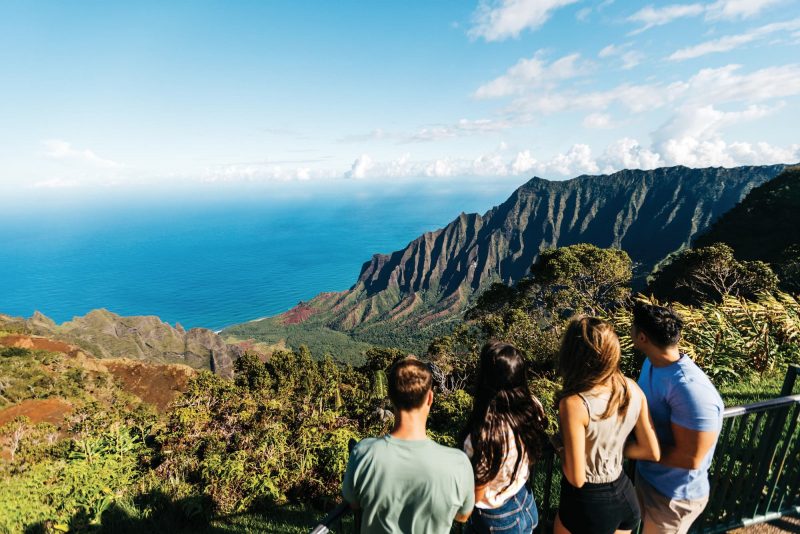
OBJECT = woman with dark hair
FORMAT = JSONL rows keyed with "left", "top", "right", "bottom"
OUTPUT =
{"left": 460, "top": 341, "right": 548, "bottom": 533}
{"left": 553, "top": 316, "right": 660, "bottom": 534}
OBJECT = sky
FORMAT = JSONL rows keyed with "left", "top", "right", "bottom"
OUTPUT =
{"left": 1, "top": 0, "right": 799, "bottom": 195}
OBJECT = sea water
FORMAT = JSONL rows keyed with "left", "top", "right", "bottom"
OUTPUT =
{"left": 0, "top": 178, "right": 523, "bottom": 331}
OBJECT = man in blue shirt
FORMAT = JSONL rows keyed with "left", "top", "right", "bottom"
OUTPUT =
{"left": 631, "top": 302, "right": 724, "bottom": 534}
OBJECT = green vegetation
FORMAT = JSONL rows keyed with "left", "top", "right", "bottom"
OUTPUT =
{"left": 0, "top": 347, "right": 129, "bottom": 408}
{"left": 221, "top": 292, "right": 462, "bottom": 363}
{"left": 223, "top": 317, "right": 374, "bottom": 365}
{"left": 529, "top": 244, "right": 632, "bottom": 314}
{"left": 2, "top": 237, "right": 800, "bottom": 532}
{"left": 648, "top": 243, "right": 778, "bottom": 305}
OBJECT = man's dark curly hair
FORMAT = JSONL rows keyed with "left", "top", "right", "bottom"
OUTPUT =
{"left": 632, "top": 301, "right": 683, "bottom": 348}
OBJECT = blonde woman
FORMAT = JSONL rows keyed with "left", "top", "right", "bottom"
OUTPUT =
{"left": 553, "top": 317, "right": 660, "bottom": 534}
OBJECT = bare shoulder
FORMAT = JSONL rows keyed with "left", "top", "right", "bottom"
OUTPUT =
{"left": 625, "top": 377, "right": 645, "bottom": 399}
{"left": 624, "top": 376, "right": 641, "bottom": 389}
{"left": 558, "top": 394, "right": 584, "bottom": 411}
{"left": 559, "top": 394, "right": 589, "bottom": 424}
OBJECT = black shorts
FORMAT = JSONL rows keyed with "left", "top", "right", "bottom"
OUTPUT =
{"left": 558, "top": 473, "right": 641, "bottom": 534}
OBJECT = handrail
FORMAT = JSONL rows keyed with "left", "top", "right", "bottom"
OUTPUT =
{"left": 722, "top": 393, "right": 800, "bottom": 417}
{"left": 309, "top": 502, "right": 351, "bottom": 534}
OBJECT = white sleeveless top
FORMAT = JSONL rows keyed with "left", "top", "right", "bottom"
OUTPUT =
{"left": 464, "top": 426, "right": 529, "bottom": 509}
{"left": 576, "top": 379, "right": 641, "bottom": 484}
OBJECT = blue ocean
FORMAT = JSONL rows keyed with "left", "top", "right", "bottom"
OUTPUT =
{"left": 0, "top": 178, "right": 523, "bottom": 331}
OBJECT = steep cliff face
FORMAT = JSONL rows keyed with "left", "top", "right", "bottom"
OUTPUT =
{"left": 695, "top": 165, "right": 800, "bottom": 263}
{"left": 271, "top": 164, "right": 785, "bottom": 336}
{"left": 1, "top": 309, "right": 243, "bottom": 378}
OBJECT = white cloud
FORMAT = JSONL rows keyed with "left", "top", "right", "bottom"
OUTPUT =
{"left": 345, "top": 154, "right": 374, "bottom": 179}
{"left": 598, "top": 44, "right": 623, "bottom": 58}
{"left": 599, "top": 138, "right": 664, "bottom": 170}
{"left": 726, "top": 141, "right": 800, "bottom": 163}
{"left": 627, "top": 4, "right": 705, "bottom": 35}
{"left": 597, "top": 43, "right": 644, "bottom": 69}
{"left": 668, "top": 18, "right": 800, "bottom": 60}
{"left": 621, "top": 51, "right": 645, "bottom": 70}
{"left": 656, "top": 137, "right": 799, "bottom": 167}
{"left": 511, "top": 150, "right": 537, "bottom": 174}
{"left": 669, "top": 34, "right": 757, "bottom": 60}
{"left": 468, "top": 0, "right": 579, "bottom": 41}
{"left": 654, "top": 103, "right": 778, "bottom": 144}
{"left": 651, "top": 103, "right": 794, "bottom": 167}
{"left": 501, "top": 62, "right": 800, "bottom": 121}
{"left": 198, "top": 135, "right": 799, "bottom": 184}
{"left": 576, "top": 7, "right": 592, "bottom": 21}
{"left": 474, "top": 52, "right": 587, "bottom": 99}
{"left": 627, "top": 0, "right": 784, "bottom": 34}
{"left": 202, "top": 163, "right": 333, "bottom": 183}
{"left": 705, "top": 0, "right": 783, "bottom": 20}
{"left": 583, "top": 112, "right": 614, "bottom": 129}
{"left": 408, "top": 118, "right": 514, "bottom": 141}
{"left": 681, "top": 63, "right": 800, "bottom": 105}
{"left": 512, "top": 80, "right": 677, "bottom": 115}
{"left": 539, "top": 144, "right": 600, "bottom": 175}
{"left": 43, "top": 139, "right": 120, "bottom": 169}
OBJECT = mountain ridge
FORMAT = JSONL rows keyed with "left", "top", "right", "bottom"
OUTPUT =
{"left": 224, "top": 164, "right": 788, "bottom": 355}
{"left": 0, "top": 309, "right": 245, "bottom": 377}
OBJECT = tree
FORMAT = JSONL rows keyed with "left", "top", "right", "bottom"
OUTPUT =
{"left": 777, "top": 245, "right": 800, "bottom": 295}
{"left": 530, "top": 243, "right": 633, "bottom": 314}
{"left": 234, "top": 352, "right": 271, "bottom": 391}
{"left": 648, "top": 243, "right": 779, "bottom": 304}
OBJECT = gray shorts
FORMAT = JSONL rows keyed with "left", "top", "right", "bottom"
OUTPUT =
{"left": 636, "top": 476, "right": 709, "bottom": 534}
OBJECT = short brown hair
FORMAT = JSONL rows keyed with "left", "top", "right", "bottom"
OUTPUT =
{"left": 388, "top": 357, "right": 432, "bottom": 410}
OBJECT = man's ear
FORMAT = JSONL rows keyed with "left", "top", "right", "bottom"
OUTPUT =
{"left": 426, "top": 389, "right": 434, "bottom": 407}
{"left": 638, "top": 331, "right": 649, "bottom": 346}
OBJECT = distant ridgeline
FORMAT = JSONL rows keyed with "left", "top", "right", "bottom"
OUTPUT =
{"left": 0, "top": 309, "right": 243, "bottom": 378}
{"left": 222, "top": 164, "right": 789, "bottom": 359}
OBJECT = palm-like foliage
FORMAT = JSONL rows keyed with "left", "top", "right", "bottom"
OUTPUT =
{"left": 611, "top": 292, "right": 800, "bottom": 382}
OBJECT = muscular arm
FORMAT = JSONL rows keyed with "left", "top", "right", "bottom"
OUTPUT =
{"left": 660, "top": 376, "right": 723, "bottom": 470}
{"left": 624, "top": 387, "right": 661, "bottom": 462}
{"left": 559, "top": 396, "right": 589, "bottom": 488}
{"left": 659, "top": 423, "right": 719, "bottom": 470}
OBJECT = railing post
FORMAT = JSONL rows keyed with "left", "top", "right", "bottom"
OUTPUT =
{"left": 780, "top": 364, "right": 800, "bottom": 396}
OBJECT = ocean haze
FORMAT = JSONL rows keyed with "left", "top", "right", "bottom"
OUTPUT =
{"left": 0, "top": 177, "right": 522, "bottom": 331}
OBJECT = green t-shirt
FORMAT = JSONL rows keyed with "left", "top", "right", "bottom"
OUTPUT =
{"left": 342, "top": 435, "right": 475, "bottom": 534}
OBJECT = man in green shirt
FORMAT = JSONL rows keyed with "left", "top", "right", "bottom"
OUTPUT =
{"left": 342, "top": 357, "right": 475, "bottom": 533}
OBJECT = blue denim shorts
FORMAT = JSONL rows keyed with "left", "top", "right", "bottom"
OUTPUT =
{"left": 466, "top": 483, "right": 538, "bottom": 533}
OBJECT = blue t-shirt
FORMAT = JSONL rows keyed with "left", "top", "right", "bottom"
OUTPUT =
{"left": 637, "top": 355, "right": 724, "bottom": 500}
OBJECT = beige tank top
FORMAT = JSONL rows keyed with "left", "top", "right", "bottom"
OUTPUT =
{"left": 463, "top": 426, "right": 529, "bottom": 509}
{"left": 577, "top": 379, "right": 641, "bottom": 484}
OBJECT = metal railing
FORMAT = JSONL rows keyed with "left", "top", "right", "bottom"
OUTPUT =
{"left": 692, "top": 364, "right": 800, "bottom": 533}
{"left": 309, "top": 502, "right": 353, "bottom": 534}
{"left": 311, "top": 364, "right": 800, "bottom": 533}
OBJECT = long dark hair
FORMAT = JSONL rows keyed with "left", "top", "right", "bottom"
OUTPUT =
{"left": 556, "top": 316, "right": 630, "bottom": 419}
{"left": 460, "top": 341, "right": 548, "bottom": 489}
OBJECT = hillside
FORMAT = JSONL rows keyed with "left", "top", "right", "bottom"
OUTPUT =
{"left": 695, "top": 166, "right": 800, "bottom": 263}
{"left": 225, "top": 164, "right": 786, "bottom": 355}
{"left": 0, "top": 309, "right": 244, "bottom": 378}
{"left": 0, "top": 331, "right": 196, "bottom": 438}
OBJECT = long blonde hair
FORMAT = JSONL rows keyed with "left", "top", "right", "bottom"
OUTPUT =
{"left": 556, "top": 316, "right": 630, "bottom": 419}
